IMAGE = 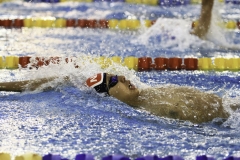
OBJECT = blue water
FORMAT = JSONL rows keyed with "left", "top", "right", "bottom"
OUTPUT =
{"left": 0, "top": 1, "right": 240, "bottom": 160}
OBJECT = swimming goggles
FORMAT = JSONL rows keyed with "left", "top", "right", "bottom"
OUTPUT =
{"left": 107, "top": 75, "right": 118, "bottom": 92}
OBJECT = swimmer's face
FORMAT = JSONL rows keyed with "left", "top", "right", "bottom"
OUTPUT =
{"left": 106, "top": 74, "right": 139, "bottom": 105}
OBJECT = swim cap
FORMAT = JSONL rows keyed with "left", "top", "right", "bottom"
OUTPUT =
{"left": 86, "top": 73, "right": 108, "bottom": 93}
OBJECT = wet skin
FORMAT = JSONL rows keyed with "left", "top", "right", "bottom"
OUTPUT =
{"left": 191, "top": 0, "right": 214, "bottom": 39}
{"left": 106, "top": 74, "right": 140, "bottom": 107}
{"left": 105, "top": 74, "right": 230, "bottom": 124}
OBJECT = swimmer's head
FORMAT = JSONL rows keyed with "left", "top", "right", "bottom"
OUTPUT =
{"left": 86, "top": 73, "right": 139, "bottom": 105}
{"left": 86, "top": 73, "right": 108, "bottom": 94}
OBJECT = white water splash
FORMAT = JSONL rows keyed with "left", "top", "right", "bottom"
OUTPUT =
{"left": 3, "top": 55, "right": 148, "bottom": 92}
{"left": 132, "top": 18, "right": 213, "bottom": 52}
{"left": 206, "top": 0, "right": 240, "bottom": 49}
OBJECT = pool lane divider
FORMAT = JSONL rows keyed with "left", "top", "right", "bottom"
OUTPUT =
{"left": 0, "top": 17, "right": 239, "bottom": 30}
{"left": 1, "top": 0, "right": 237, "bottom": 5}
{"left": 0, "top": 56, "right": 240, "bottom": 72}
{"left": 0, "top": 153, "right": 239, "bottom": 160}
{"left": 0, "top": 18, "right": 154, "bottom": 30}
{"left": 0, "top": 0, "right": 190, "bottom": 6}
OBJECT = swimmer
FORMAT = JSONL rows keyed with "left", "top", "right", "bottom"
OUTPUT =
{"left": 0, "top": 0, "right": 234, "bottom": 124}
{"left": 0, "top": 73, "right": 238, "bottom": 124}
{"left": 191, "top": 0, "right": 214, "bottom": 39}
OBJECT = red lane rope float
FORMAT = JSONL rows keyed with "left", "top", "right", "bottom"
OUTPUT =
{"left": 138, "top": 57, "right": 152, "bottom": 71}
{"left": 66, "top": 19, "right": 76, "bottom": 27}
{"left": 0, "top": 56, "right": 240, "bottom": 71}
{"left": 99, "top": 19, "right": 109, "bottom": 28}
{"left": 77, "top": 19, "right": 87, "bottom": 28}
{"left": 168, "top": 57, "right": 182, "bottom": 70}
{"left": 183, "top": 58, "right": 198, "bottom": 70}
{"left": 153, "top": 57, "right": 169, "bottom": 70}
{"left": 13, "top": 19, "right": 24, "bottom": 28}
{"left": 19, "top": 56, "right": 31, "bottom": 68}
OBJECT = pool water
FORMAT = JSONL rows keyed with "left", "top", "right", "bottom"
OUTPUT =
{"left": 0, "top": 1, "right": 240, "bottom": 160}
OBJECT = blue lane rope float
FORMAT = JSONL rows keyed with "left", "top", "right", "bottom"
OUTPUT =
{"left": 102, "top": 155, "right": 130, "bottom": 160}
{"left": 75, "top": 154, "right": 94, "bottom": 160}
{"left": 0, "top": 56, "right": 239, "bottom": 72}
{"left": 1, "top": 153, "right": 240, "bottom": 160}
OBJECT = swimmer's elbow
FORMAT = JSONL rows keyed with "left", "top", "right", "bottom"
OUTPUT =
{"left": 168, "top": 110, "right": 179, "bottom": 119}
{"left": 190, "top": 28, "right": 207, "bottom": 40}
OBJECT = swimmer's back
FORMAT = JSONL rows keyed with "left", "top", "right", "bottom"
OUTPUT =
{"left": 138, "top": 86, "right": 229, "bottom": 123}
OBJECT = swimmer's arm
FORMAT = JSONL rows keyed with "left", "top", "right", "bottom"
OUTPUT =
{"left": 191, "top": 0, "right": 214, "bottom": 39}
{"left": 0, "top": 77, "right": 61, "bottom": 92}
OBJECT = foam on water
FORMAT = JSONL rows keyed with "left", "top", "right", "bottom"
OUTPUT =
{"left": 22, "top": 56, "right": 149, "bottom": 92}
{"left": 132, "top": 18, "right": 211, "bottom": 53}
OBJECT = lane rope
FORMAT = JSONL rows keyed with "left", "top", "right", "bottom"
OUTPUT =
{"left": 0, "top": 18, "right": 239, "bottom": 30}
{"left": 0, "top": 56, "right": 239, "bottom": 71}
{"left": 0, "top": 153, "right": 239, "bottom": 160}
